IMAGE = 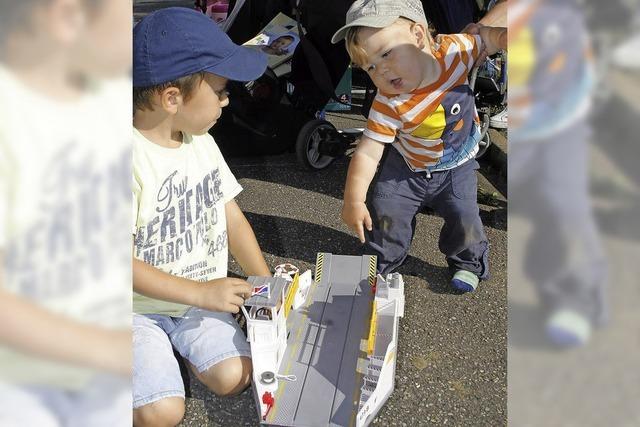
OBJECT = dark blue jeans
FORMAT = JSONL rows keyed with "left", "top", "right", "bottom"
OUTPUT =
{"left": 365, "top": 146, "right": 489, "bottom": 278}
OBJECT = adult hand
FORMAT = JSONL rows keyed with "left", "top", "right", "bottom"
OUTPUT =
{"left": 196, "top": 277, "right": 252, "bottom": 313}
{"left": 342, "top": 201, "right": 372, "bottom": 244}
{"left": 461, "top": 22, "right": 490, "bottom": 66}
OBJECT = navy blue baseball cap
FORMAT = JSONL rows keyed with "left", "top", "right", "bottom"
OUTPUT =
{"left": 133, "top": 7, "right": 267, "bottom": 87}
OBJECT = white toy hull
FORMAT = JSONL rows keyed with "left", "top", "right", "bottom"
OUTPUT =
{"left": 244, "top": 255, "right": 404, "bottom": 426}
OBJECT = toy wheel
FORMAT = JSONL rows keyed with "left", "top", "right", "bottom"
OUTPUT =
{"left": 475, "top": 129, "right": 491, "bottom": 159}
{"left": 295, "top": 119, "right": 337, "bottom": 170}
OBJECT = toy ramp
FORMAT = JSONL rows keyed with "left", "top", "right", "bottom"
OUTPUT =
{"left": 262, "top": 253, "right": 376, "bottom": 427}
{"left": 254, "top": 253, "right": 405, "bottom": 427}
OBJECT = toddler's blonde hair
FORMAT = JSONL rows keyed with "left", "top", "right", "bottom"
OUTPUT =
{"left": 344, "top": 18, "right": 434, "bottom": 68}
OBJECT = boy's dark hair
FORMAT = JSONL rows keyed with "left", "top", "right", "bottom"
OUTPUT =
{"left": 133, "top": 71, "right": 207, "bottom": 112}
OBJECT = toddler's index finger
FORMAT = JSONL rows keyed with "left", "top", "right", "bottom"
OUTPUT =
{"left": 364, "top": 212, "right": 373, "bottom": 232}
{"left": 356, "top": 222, "right": 366, "bottom": 244}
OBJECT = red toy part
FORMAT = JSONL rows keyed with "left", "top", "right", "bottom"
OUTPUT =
{"left": 262, "top": 391, "right": 274, "bottom": 420}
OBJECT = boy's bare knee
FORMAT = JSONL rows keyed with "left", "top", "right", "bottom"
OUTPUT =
{"left": 133, "top": 397, "right": 185, "bottom": 427}
{"left": 193, "top": 356, "right": 252, "bottom": 397}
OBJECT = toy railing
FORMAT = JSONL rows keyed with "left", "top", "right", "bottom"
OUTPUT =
{"left": 356, "top": 299, "right": 400, "bottom": 427}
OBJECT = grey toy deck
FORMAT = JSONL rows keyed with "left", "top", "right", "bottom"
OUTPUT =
{"left": 263, "top": 253, "right": 376, "bottom": 427}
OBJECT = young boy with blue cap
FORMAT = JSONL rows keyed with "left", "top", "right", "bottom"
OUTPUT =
{"left": 132, "top": 8, "right": 269, "bottom": 426}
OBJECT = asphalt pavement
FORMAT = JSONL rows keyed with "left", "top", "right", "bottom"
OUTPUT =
{"left": 178, "top": 110, "right": 507, "bottom": 426}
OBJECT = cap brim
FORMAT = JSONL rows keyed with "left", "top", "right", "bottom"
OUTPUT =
{"left": 204, "top": 45, "right": 268, "bottom": 82}
{"left": 331, "top": 15, "right": 398, "bottom": 44}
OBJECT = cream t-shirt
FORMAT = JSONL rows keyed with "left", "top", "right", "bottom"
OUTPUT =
{"left": 0, "top": 66, "right": 131, "bottom": 387}
{"left": 132, "top": 128, "right": 242, "bottom": 317}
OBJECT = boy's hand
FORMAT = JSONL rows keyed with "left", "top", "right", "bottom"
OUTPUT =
{"left": 342, "top": 201, "right": 373, "bottom": 244}
{"left": 196, "top": 277, "right": 252, "bottom": 314}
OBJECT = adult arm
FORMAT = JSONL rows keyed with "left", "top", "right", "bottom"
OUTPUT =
{"left": 462, "top": 0, "right": 508, "bottom": 63}
{"left": 479, "top": 0, "right": 507, "bottom": 27}
{"left": 0, "top": 251, "right": 131, "bottom": 376}
{"left": 479, "top": 26, "right": 508, "bottom": 54}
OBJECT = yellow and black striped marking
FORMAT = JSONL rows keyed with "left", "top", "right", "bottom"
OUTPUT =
{"left": 368, "top": 255, "right": 377, "bottom": 288}
{"left": 315, "top": 253, "right": 325, "bottom": 284}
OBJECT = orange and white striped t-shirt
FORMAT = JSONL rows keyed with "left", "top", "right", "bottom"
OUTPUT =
{"left": 364, "top": 34, "right": 483, "bottom": 172}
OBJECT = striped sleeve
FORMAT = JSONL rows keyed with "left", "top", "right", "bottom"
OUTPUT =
{"left": 449, "top": 34, "right": 483, "bottom": 73}
{"left": 363, "top": 92, "right": 401, "bottom": 143}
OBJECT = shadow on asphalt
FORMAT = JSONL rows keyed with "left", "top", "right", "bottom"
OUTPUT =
{"left": 594, "top": 197, "right": 640, "bottom": 241}
{"left": 244, "top": 212, "right": 356, "bottom": 265}
{"left": 245, "top": 212, "right": 471, "bottom": 295}
{"left": 507, "top": 301, "right": 574, "bottom": 351}
{"left": 230, "top": 156, "right": 349, "bottom": 201}
{"left": 480, "top": 207, "right": 507, "bottom": 232}
{"left": 396, "top": 255, "right": 464, "bottom": 295}
{"left": 478, "top": 161, "right": 507, "bottom": 198}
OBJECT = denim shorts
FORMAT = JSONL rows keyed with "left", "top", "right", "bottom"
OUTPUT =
{"left": 133, "top": 307, "right": 251, "bottom": 408}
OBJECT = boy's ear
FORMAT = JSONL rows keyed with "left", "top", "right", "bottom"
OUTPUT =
{"left": 160, "top": 87, "right": 182, "bottom": 114}
{"left": 412, "top": 22, "right": 429, "bottom": 50}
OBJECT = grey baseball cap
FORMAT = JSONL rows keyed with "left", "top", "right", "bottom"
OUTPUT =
{"left": 331, "top": 0, "right": 428, "bottom": 44}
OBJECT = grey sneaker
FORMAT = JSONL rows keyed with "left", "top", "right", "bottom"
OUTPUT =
{"left": 489, "top": 107, "right": 508, "bottom": 129}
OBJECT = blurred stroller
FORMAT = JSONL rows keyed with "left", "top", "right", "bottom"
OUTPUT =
{"left": 199, "top": 0, "right": 359, "bottom": 169}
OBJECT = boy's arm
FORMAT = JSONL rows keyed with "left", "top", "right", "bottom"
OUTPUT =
{"left": 0, "top": 251, "right": 131, "bottom": 376}
{"left": 226, "top": 200, "right": 271, "bottom": 277}
{"left": 133, "top": 257, "right": 252, "bottom": 313}
{"left": 342, "top": 136, "right": 386, "bottom": 243}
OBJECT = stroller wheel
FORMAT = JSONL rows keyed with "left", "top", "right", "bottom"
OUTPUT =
{"left": 296, "top": 119, "right": 337, "bottom": 170}
{"left": 475, "top": 129, "right": 492, "bottom": 159}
